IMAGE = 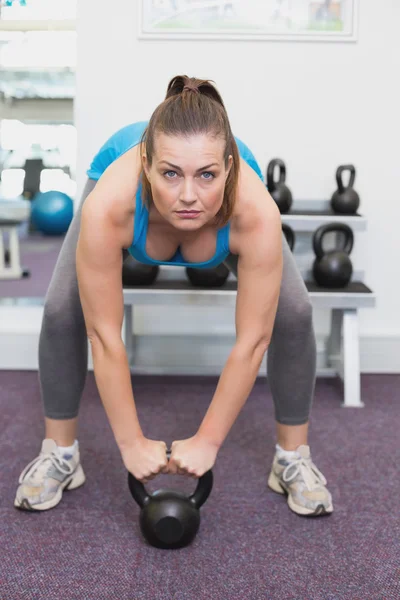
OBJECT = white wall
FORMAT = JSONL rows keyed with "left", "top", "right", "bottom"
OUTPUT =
{"left": 1, "top": 0, "right": 390, "bottom": 373}
{"left": 1, "top": 2, "right": 399, "bottom": 373}
{"left": 75, "top": 0, "right": 400, "bottom": 345}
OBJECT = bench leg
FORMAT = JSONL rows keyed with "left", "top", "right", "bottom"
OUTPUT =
{"left": 327, "top": 308, "right": 343, "bottom": 362}
{"left": 342, "top": 309, "right": 364, "bottom": 408}
{"left": 123, "top": 305, "right": 135, "bottom": 368}
{"left": 9, "top": 227, "right": 22, "bottom": 274}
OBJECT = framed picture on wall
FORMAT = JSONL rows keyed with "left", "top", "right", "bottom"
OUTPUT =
{"left": 138, "top": 0, "right": 358, "bottom": 42}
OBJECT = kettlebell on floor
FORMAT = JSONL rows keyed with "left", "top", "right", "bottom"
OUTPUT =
{"left": 128, "top": 451, "right": 213, "bottom": 550}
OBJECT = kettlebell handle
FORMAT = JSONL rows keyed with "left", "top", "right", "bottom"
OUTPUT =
{"left": 336, "top": 165, "right": 356, "bottom": 194}
{"left": 313, "top": 223, "right": 354, "bottom": 259}
{"left": 266, "top": 158, "right": 287, "bottom": 190}
{"left": 127, "top": 449, "right": 213, "bottom": 510}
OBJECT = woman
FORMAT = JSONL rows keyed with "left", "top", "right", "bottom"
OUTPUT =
{"left": 14, "top": 76, "right": 333, "bottom": 517}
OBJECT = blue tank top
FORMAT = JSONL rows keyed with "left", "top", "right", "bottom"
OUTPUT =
{"left": 87, "top": 121, "right": 264, "bottom": 269}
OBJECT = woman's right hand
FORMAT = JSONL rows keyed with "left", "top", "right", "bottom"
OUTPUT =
{"left": 121, "top": 437, "right": 169, "bottom": 483}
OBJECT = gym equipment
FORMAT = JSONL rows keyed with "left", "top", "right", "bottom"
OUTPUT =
{"left": 31, "top": 190, "right": 73, "bottom": 236}
{"left": 0, "top": 221, "right": 30, "bottom": 280}
{"left": 122, "top": 255, "right": 159, "bottom": 286}
{"left": 186, "top": 263, "right": 229, "bottom": 288}
{"left": 3, "top": 247, "right": 30, "bottom": 278}
{"left": 331, "top": 165, "right": 360, "bottom": 215}
{"left": 266, "top": 158, "right": 293, "bottom": 214}
{"left": 128, "top": 452, "right": 213, "bottom": 550}
{"left": 282, "top": 223, "right": 295, "bottom": 251}
{"left": 22, "top": 159, "right": 44, "bottom": 200}
{"left": 312, "top": 223, "right": 354, "bottom": 288}
{"left": 0, "top": 199, "right": 30, "bottom": 279}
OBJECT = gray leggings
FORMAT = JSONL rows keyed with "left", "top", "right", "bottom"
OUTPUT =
{"left": 39, "top": 179, "right": 316, "bottom": 425}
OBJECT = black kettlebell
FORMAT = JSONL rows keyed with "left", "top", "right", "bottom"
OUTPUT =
{"left": 331, "top": 164, "right": 360, "bottom": 215}
{"left": 186, "top": 263, "right": 229, "bottom": 288}
{"left": 122, "top": 255, "right": 159, "bottom": 286}
{"left": 128, "top": 452, "right": 213, "bottom": 550}
{"left": 266, "top": 158, "right": 293, "bottom": 214}
{"left": 312, "top": 223, "right": 354, "bottom": 288}
{"left": 282, "top": 223, "right": 295, "bottom": 251}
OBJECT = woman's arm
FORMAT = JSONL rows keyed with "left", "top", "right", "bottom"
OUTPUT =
{"left": 197, "top": 162, "right": 283, "bottom": 448}
{"left": 76, "top": 157, "right": 144, "bottom": 451}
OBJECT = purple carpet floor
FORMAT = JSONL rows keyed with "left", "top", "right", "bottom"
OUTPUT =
{"left": 1, "top": 372, "right": 399, "bottom": 599}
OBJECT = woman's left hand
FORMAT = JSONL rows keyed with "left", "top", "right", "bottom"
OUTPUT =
{"left": 168, "top": 435, "right": 218, "bottom": 478}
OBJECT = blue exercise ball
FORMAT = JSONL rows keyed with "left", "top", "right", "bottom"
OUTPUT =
{"left": 31, "top": 190, "right": 74, "bottom": 236}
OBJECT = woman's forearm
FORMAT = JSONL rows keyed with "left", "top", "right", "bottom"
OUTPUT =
{"left": 197, "top": 343, "right": 267, "bottom": 448}
{"left": 90, "top": 339, "right": 144, "bottom": 449}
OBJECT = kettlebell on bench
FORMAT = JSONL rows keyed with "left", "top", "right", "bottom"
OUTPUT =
{"left": 122, "top": 255, "right": 159, "bottom": 286}
{"left": 185, "top": 263, "right": 230, "bottom": 288}
{"left": 312, "top": 223, "right": 354, "bottom": 288}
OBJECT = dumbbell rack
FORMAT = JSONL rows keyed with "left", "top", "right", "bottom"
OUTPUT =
{"left": 122, "top": 200, "right": 376, "bottom": 408}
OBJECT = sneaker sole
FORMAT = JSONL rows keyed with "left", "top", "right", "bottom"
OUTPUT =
{"left": 14, "top": 463, "right": 86, "bottom": 512}
{"left": 267, "top": 470, "right": 333, "bottom": 517}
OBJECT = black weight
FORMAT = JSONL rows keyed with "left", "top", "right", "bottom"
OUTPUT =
{"left": 266, "top": 158, "right": 293, "bottom": 214}
{"left": 331, "top": 164, "right": 360, "bottom": 215}
{"left": 186, "top": 263, "right": 229, "bottom": 288}
{"left": 312, "top": 223, "right": 354, "bottom": 288}
{"left": 282, "top": 223, "right": 295, "bottom": 251}
{"left": 128, "top": 452, "right": 213, "bottom": 550}
{"left": 122, "top": 255, "right": 159, "bottom": 286}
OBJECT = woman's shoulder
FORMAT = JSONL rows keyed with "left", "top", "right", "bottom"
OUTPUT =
{"left": 90, "top": 145, "right": 141, "bottom": 222}
{"left": 233, "top": 159, "right": 270, "bottom": 217}
{"left": 229, "top": 158, "right": 279, "bottom": 252}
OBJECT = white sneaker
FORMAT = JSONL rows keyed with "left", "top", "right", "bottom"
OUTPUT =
{"left": 268, "top": 445, "right": 333, "bottom": 517}
{"left": 14, "top": 438, "right": 86, "bottom": 511}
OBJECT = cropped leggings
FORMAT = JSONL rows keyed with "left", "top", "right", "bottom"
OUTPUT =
{"left": 39, "top": 179, "right": 316, "bottom": 425}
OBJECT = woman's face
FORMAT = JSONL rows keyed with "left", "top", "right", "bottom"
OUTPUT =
{"left": 143, "top": 132, "right": 232, "bottom": 231}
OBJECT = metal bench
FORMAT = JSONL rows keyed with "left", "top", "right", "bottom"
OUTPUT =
{"left": 123, "top": 279, "right": 376, "bottom": 409}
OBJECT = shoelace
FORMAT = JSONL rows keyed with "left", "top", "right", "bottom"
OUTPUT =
{"left": 18, "top": 450, "right": 74, "bottom": 485}
{"left": 282, "top": 456, "right": 327, "bottom": 491}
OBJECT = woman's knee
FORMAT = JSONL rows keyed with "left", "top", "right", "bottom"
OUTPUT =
{"left": 274, "top": 292, "right": 313, "bottom": 334}
{"left": 42, "top": 288, "right": 84, "bottom": 335}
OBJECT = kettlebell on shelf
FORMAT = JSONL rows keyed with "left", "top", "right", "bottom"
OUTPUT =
{"left": 330, "top": 164, "right": 360, "bottom": 215}
{"left": 266, "top": 158, "right": 293, "bottom": 214}
{"left": 312, "top": 223, "right": 354, "bottom": 288}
